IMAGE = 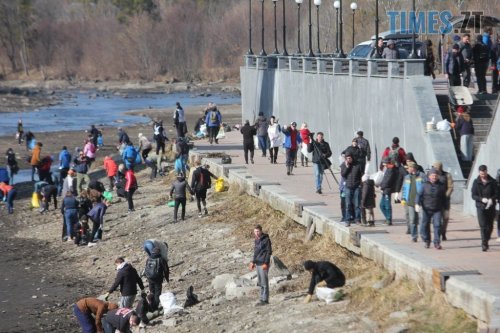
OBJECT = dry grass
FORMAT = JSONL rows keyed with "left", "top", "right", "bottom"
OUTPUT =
{"left": 203, "top": 185, "right": 477, "bottom": 333}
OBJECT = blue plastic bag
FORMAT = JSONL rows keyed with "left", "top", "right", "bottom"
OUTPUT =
{"left": 174, "top": 158, "right": 184, "bottom": 174}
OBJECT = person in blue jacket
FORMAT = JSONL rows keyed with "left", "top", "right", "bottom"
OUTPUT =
{"left": 401, "top": 161, "right": 426, "bottom": 242}
{"left": 282, "top": 121, "right": 302, "bottom": 176}
{"left": 205, "top": 105, "right": 222, "bottom": 145}
{"left": 58, "top": 146, "right": 72, "bottom": 196}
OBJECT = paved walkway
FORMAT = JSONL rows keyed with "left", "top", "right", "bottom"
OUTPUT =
{"left": 193, "top": 130, "right": 499, "bottom": 289}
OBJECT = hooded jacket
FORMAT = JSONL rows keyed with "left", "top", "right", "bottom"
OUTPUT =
{"left": 31, "top": 144, "right": 42, "bottom": 166}
{"left": 108, "top": 263, "right": 144, "bottom": 296}
{"left": 401, "top": 170, "right": 425, "bottom": 207}
{"left": 252, "top": 233, "right": 272, "bottom": 265}
{"left": 340, "top": 161, "right": 363, "bottom": 189}
{"left": 306, "top": 261, "right": 345, "bottom": 295}
{"left": 104, "top": 157, "right": 118, "bottom": 177}
{"left": 59, "top": 149, "right": 72, "bottom": 169}
{"left": 104, "top": 308, "right": 136, "bottom": 333}
{"left": 255, "top": 115, "right": 268, "bottom": 137}
{"left": 282, "top": 127, "right": 302, "bottom": 150}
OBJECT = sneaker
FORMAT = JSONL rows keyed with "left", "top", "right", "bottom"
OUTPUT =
{"left": 255, "top": 300, "right": 268, "bottom": 307}
{"left": 251, "top": 159, "right": 254, "bottom": 164}
{"left": 434, "top": 244, "right": 442, "bottom": 250}
{"left": 316, "top": 189, "right": 322, "bottom": 194}
{"left": 204, "top": 208, "right": 208, "bottom": 215}
{"left": 442, "top": 234, "right": 447, "bottom": 241}
{"left": 345, "top": 221, "right": 351, "bottom": 227}
{"left": 425, "top": 242, "right": 430, "bottom": 249}
{"left": 412, "top": 238, "right": 417, "bottom": 243}
{"left": 198, "top": 212, "right": 203, "bottom": 218}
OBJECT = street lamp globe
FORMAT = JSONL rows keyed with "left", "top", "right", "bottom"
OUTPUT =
{"left": 314, "top": 0, "right": 322, "bottom": 5}
{"left": 333, "top": 1, "right": 340, "bottom": 8}
{"left": 350, "top": 2, "right": 357, "bottom": 10}
{"left": 295, "top": 0, "right": 303, "bottom": 3}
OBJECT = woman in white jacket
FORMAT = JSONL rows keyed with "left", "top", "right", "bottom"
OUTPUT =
{"left": 267, "top": 116, "right": 282, "bottom": 164}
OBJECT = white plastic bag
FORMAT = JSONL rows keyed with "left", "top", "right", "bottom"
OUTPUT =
{"left": 436, "top": 119, "right": 451, "bottom": 131}
{"left": 316, "top": 287, "right": 344, "bottom": 304}
{"left": 300, "top": 143, "right": 312, "bottom": 160}
{"left": 372, "top": 170, "right": 384, "bottom": 187}
{"left": 216, "top": 127, "right": 225, "bottom": 140}
{"left": 159, "top": 292, "right": 184, "bottom": 317}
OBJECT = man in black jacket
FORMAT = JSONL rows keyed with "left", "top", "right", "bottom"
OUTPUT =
{"left": 303, "top": 260, "right": 345, "bottom": 303}
{"left": 240, "top": 120, "right": 257, "bottom": 164}
{"left": 471, "top": 165, "right": 498, "bottom": 251}
{"left": 101, "top": 308, "right": 139, "bottom": 333}
{"left": 105, "top": 257, "right": 145, "bottom": 308}
{"left": 143, "top": 247, "right": 169, "bottom": 312}
{"left": 418, "top": 169, "right": 446, "bottom": 249}
{"left": 308, "top": 132, "right": 332, "bottom": 194}
{"left": 473, "top": 34, "right": 491, "bottom": 94}
{"left": 340, "top": 153, "right": 363, "bottom": 226}
{"left": 249, "top": 224, "right": 272, "bottom": 306}
{"left": 190, "top": 160, "right": 212, "bottom": 217}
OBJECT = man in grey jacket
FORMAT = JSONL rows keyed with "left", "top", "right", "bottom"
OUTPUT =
{"left": 254, "top": 112, "right": 269, "bottom": 157}
{"left": 249, "top": 224, "right": 272, "bottom": 306}
{"left": 459, "top": 34, "right": 472, "bottom": 87}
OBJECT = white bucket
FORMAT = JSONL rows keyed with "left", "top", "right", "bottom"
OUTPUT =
{"left": 426, "top": 122, "right": 436, "bottom": 131}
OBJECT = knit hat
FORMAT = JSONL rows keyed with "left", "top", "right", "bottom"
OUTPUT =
{"left": 303, "top": 260, "right": 315, "bottom": 271}
{"left": 392, "top": 137, "right": 399, "bottom": 144}
{"left": 432, "top": 161, "right": 443, "bottom": 170}
{"left": 452, "top": 44, "right": 460, "bottom": 50}
{"left": 429, "top": 168, "right": 439, "bottom": 175}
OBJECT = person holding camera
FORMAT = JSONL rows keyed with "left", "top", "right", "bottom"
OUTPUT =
{"left": 282, "top": 122, "right": 302, "bottom": 176}
{"left": 307, "top": 132, "right": 332, "bottom": 194}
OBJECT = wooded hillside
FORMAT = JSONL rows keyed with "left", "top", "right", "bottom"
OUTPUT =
{"left": 0, "top": 0, "right": 498, "bottom": 82}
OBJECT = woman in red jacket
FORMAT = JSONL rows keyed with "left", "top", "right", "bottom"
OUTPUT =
{"left": 299, "top": 123, "right": 311, "bottom": 167}
{"left": 103, "top": 156, "right": 118, "bottom": 191}
{"left": 0, "top": 182, "right": 16, "bottom": 214}
{"left": 125, "top": 169, "right": 137, "bottom": 213}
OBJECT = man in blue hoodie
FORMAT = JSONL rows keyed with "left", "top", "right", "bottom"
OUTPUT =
{"left": 58, "top": 146, "right": 71, "bottom": 196}
{"left": 401, "top": 162, "right": 426, "bottom": 242}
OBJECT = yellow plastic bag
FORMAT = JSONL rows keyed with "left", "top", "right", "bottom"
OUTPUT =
{"left": 31, "top": 192, "right": 40, "bottom": 208}
{"left": 214, "top": 178, "right": 226, "bottom": 192}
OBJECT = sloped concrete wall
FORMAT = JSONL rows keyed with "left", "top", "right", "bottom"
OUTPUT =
{"left": 240, "top": 67, "right": 465, "bottom": 202}
{"left": 463, "top": 98, "right": 500, "bottom": 216}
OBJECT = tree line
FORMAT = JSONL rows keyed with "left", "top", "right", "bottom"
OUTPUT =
{"left": 0, "top": 0, "right": 497, "bottom": 82}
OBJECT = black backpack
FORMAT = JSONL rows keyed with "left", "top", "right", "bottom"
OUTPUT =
{"left": 144, "top": 257, "right": 162, "bottom": 280}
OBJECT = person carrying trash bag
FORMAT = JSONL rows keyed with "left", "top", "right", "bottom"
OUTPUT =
{"left": 303, "top": 260, "right": 345, "bottom": 304}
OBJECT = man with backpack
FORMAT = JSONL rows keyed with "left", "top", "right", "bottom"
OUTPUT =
{"left": 121, "top": 142, "right": 138, "bottom": 171}
{"left": 473, "top": 34, "right": 491, "bottom": 94}
{"left": 381, "top": 137, "right": 407, "bottom": 202}
{"left": 143, "top": 246, "right": 169, "bottom": 312}
{"left": 205, "top": 105, "right": 222, "bottom": 144}
{"left": 191, "top": 160, "right": 212, "bottom": 217}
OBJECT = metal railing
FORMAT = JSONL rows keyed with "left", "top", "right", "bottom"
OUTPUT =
{"left": 244, "top": 55, "right": 425, "bottom": 79}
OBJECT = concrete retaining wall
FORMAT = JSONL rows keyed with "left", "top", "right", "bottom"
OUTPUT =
{"left": 194, "top": 152, "right": 498, "bottom": 327}
{"left": 240, "top": 66, "right": 465, "bottom": 203}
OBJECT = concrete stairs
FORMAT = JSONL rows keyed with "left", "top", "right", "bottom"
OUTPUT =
{"left": 436, "top": 92, "right": 499, "bottom": 179}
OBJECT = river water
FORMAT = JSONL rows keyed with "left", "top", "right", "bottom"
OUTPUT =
{"left": 0, "top": 91, "right": 241, "bottom": 137}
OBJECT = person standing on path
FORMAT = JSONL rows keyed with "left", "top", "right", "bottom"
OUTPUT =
{"left": 31, "top": 142, "right": 42, "bottom": 182}
{"left": 340, "top": 153, "right": 363, "bottom": 226}
{"left": 73, "top": 297, "right": 118, "bottom": 333}
{"left": 379, "top": 158, "right": 399, "bottom": 226}
{"left": 355, "top": 131, "right": 371, "bottom": 173}
{"left": 249, "top": 224, "right": 272, "bottom": 306}
{"left": 205, "top": 105, "right": 222, "bottom": 144}
{"left": 240, "top": 120, "right": 256, "bottom": 164}
{"left": 190, "top": 160, "right": 211, "bottom": 217}
{"left": 455, "top": 110, "right": 474, "bottom": 162}
{"left": 174, "top": 102, "right": 187, "bottom": 138}
{"left": 418, "top": 169, "right": 446, "bottom": 250}
{"left": 307, "top": 132, "right": 332, "bottom": 194}
{"left": 267, "top": 116, "right": 282, "bottom": 164}
{"left": 299, "top": 123, "right": 311, "bottom": 167}
{"left": 433, "top": 161, "right": 454, "bottom": 241}
{"left": 169, "top": 173, "right": 193, "bottom": 223}
{"left": 254, "top": 112, "right": 268, "bottom": 158}
{"left": 459, "top": 34, "right": 473, "bottom": 87}
{"left": 445, "top": 44, "right": 464, "bottom": 86}
{"left": 401, "top": 162, "right": 425, "bottom": 242}
{"left": 471, "top": 165, "right": 497, "bottom": 252}
{"left": 17, "top": 119, "right": 23, "bottom": 145}
{"left": 282, "top": 122, "right": 302, "bottom": 175}
{"left": 105, "top": 257, "right": 146, "bottom": 309}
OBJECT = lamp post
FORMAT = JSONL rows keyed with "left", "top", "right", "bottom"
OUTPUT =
{"left": 375, "top": 0, "right": 379, "bottom": 48}
{"left": 350, "top": 2, "right": 357, "bottom": 49}
{"left": 338, "top": 0, "right": 345, "bottom": 57}
{"left": 272, "top": 0, "right": 279, "bottom": 54}
{"left": 306, "top": 0, "right": 315, "bottom": 57}
{"left": 409, "top": 0, "right": 418, "bottom": 58}
{"left": 314, "top": 0, "right": 321, "bottom": 55}
{"left": 248, "top": 0, "right": 254, "bottom": 55}
{"left": 295, "top": 0, "right": 303, "bottom": 55}
{"left": 282, "top": 0, "right": 288, "bottom": 56}
{"left": 260, "top": 0, "right": 267, "bottom": 56}
{"left": 334, "top": 1, "right": 340, "bottom": 55}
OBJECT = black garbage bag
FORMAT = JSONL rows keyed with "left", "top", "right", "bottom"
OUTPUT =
{"left": 183, "top": 286, "right": 199, "bottom": 307}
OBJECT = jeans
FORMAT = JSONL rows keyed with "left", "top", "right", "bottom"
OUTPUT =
{"left": 64, "top": 208, "right": 78, "bottom": 239}
{"left": 73, "top": 304, "right": 96, "bottom": 333}
{"left": 420, "top": 209, "right": 442, "bottom": 245}
{"left": 379, "top": 194, "right": 392, "bottom": 223}
{"left": 344, "top": 187, "right": 361, "bottom": 222}
{"left": 256, "top": 264, "right": 269, "bottom": 302}
{"left": 119, "top": 295, "right": 136, "bottom": 308}
{"left": 90, "top": 218, "right": 102, "bottom": 242}
{"left": 460, "top": 134, "right": 474, "bottom": 161}
{"left": 285, "top": 149, "right": 297, "bottom": 167}
{"left": 174, "top": 197, "right": 186, "bottom": 221}
{"left": 406, "top": 205, "right": 419, "bottom": 240}
{"left": 257, "top": 136, "right": 267, "bottom": 156}
{"left": 7, "top": 166, "right": 15, "bottom": 185}
{"left": 313, "top": 163, "right": 324, "bottom": 191}
{"left": 5, "top": 189, "right": 17, "bottom": 214}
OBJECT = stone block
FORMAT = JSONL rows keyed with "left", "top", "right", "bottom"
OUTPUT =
{"left": 211, "top": 273, "right": 237, "bottom": 291}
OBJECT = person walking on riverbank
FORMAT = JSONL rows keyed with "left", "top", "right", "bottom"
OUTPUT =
{"left": 6, "top": 148, "right": 18, "bottom": 185}
{"left": 191, "top": 160, "right": 211, "bottom": 217}
{"left": 433, "top": 161, "right": 454, "bottom": 241}
{"left": 250, "top": 224, "right": 272, "bottom": 306}
{"left": 61, "top": 190, "right": 79, "bottom": 242}
{"left": 401, "top": 162, "right": 425, "bottom": 242}
{"left": 87, "top": 199, "right": 108, "bottom": 246}
{"left": 471, "top": 165, "right": 497, "bottom": 252}
{"left": 267, "top": 116, "right": 281, "bottom": 164}
{"left": 418, "top": 168, "right": 446, "bottom": 249}
{"left": 17, "top": 119, "right": 23, "bottom": 145}
{"left": 205, "top": 105, "right": 222, "bottom": 144}
{"left": 255, "top": 112, "right": 268, "bottom": 157}
{"left": 0, "top": 182, "right": 17, "bottom": 214}
{"left": 103, "top": 156, "right": 118, "bottom": 191}
{"left": 83, "top": 139, "right": 97, "bottom": 169}
{"left": 153, "top": 120, "right": 168, "bottom": 155}
{"left": 138, "top": 133, "right": 152, "bottom": 160}
{"left": 174, "top": 102, "right": 187, "bottom": 138}
{"left": 122, "top": 142, "right": 138, "bottom": 171}
{"left": 73, "top": 297, "right": 118, "bottom": 333}
{"left": 74, "top": 150, "right": 90, "bottom": 196}
{"left": 31, "top": 142, "right": 42, "bottom": 182}
{"left": 105, "top": 257, "right": 145, "bottom": 309}
{"left": 125, "top": 168, "right": 137, "bottom": 213}
{"left": 58, "top": 146, "right": 71, "bottom": 195}
{"left": 282, "top": 122, "right": 301, "bottom": 175}
{"left": 170, "top": 173, "right": 193, "bottom": 223}
{"left": 308, "top": 132, "right": 332, "bottom": 194}
{"left": 240, "top": 120, "right": 256, "bottom": 164}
